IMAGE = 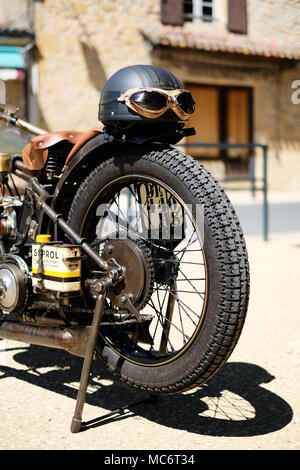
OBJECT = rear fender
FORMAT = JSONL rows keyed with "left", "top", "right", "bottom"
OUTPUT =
{"left": 47, "top": 135, "right": 168, "bottom": 239}
{"left": 51, "top": 133, "right": 112, "bottom": 218}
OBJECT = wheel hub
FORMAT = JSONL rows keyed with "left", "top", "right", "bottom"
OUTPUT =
{"left": 101, "top": 236, "right": 154, "bottom": 310}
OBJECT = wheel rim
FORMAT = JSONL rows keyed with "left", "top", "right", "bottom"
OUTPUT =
{"left": 80, "top": 174, "right": 208, "bottom": 366}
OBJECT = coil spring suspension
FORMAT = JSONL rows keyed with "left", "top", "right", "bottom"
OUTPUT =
{"left": 45, "top": 142, "right": 73, "bottom": 179}
{"left": 45, "top": 152, "right": 61, "bottom": 179}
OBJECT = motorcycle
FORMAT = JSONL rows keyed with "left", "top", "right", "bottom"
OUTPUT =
{"left": 0, "top": 65, "right": 249, "bottom": 433}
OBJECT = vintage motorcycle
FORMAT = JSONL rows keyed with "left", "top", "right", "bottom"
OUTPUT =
{"left": 0, "top": 65, "right": 249, "bottom": 432}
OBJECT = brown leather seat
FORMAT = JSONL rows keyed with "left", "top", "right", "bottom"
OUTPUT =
{"left": 22, "top": 125, "right": 104, "bottom": 171}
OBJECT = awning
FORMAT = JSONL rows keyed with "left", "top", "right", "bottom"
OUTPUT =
{"left": 0, "top": 68, "right": 25, "bottom": 81}
{"left": 0, "top": 46, "right": 25, "bottom": 69}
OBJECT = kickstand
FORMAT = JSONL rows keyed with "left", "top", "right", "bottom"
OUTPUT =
{"left": 79, "top": 394, "right": 160, "bottom": 431}
{"left": 71, "top": 281, "right": 107, "bottom": 433}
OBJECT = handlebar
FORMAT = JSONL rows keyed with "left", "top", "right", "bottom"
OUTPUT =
{"left": 0, "top": 107, "right": 47, "bottom": 136}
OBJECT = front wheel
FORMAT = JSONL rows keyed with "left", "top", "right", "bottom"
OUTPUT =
{"left": 67, "top": 145, "right": 249, "bottom": 394}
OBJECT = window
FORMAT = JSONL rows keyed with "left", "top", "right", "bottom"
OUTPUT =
{"left": 185, "top": 84, "right": 253, "bottom": 175}
{"left": 184, "top": 0, "right": 215, "bottom": 23}
{"left": 161, "top": 0, "right": 247, "bottom": 31}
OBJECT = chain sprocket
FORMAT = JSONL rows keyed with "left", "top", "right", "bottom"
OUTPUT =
{"left": 101, "top": 234, "right": 155, "bottom": 313}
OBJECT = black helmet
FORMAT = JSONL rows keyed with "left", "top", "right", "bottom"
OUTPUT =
{"left": 98, "top": 64, "right": 194, "bottom": 126}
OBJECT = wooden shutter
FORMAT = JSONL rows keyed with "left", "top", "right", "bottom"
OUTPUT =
{"left": 227, "top": 0, "right": 247, "bottom": 34}
{"left": 226, "top": 88, "right": 250, "bottom": 157}
{"left": 185, "top": 85, "right": 219, "bottom": 158}
{"left": 161, "top": 0, "right": 184, "bottom": 26}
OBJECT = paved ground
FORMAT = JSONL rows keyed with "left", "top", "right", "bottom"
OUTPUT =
{"left": 0, "top": 190, "right": 299, "bottom": 451}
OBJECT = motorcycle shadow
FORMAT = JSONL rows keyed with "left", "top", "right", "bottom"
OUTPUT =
{"left": 0, "top": 342, "right": 293, "bottom": 437}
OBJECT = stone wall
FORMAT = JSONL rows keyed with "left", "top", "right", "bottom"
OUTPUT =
{"left": 33, "top": 0, "right": 159, "bottom": 131}
{"left": 0, "top": 0, "right": 33, "bottom": 31}
{"left": 24, "top": 0, "right": 300, "bottom": 190}
{"left": 247, "top": 0, "right": 300, "bottom": 42}
{"left": 259, "top": 62, "right": 300, "bottom": 191}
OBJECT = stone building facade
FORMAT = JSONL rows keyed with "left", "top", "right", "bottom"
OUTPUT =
{"left": 0, "top": 0, "right": 300, "bottom": 190}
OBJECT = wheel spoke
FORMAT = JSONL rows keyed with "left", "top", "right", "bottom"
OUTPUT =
{"left": 148, "top": 299, "right": 175, "bottom": 353}
{"left": 87, "top": 175, "right": 207, "bottom": 365}
{"left": 158, "top": 278, "right": 177, "bottom": 354}
{"left": 177, "top": 267, "right": 205, "bottom": 300}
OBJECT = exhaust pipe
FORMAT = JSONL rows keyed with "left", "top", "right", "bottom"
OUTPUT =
{"left": 0, "top": 320, "right": 90, "bottom": 357}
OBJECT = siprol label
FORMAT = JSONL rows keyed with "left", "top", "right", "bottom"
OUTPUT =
{"left": 32, "top": 244, "right": 81, "bottom": 292}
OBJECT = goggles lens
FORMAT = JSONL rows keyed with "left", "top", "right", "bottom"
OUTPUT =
{"left": 129, "top": 89, "right": 195, "bottom": 115}
{"left": 176, "top": 91, "right": 196, "bottom": 114}
{"left": 130, "top": 90, "right": 168, "bottom": 111}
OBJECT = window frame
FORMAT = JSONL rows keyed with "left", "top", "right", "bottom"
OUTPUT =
{"left": 184, "top": 0, "right": 216, "bottom": 24}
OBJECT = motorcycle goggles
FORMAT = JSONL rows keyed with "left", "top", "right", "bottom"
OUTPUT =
{"left": 107, "top": 88, "right": 196, "bottom": 120}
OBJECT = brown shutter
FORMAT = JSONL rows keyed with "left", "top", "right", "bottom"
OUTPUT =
{"left": 228, "top": 0, "right": 248, "bottom": 34}
{"left": 226, "top": 88, "right": 250, "bottom": 157}
{"left": 161, "top": 0, "right": 184, "bottom": 26}
{"left": 185, "top": 85, "right": 220, "bottom": 158}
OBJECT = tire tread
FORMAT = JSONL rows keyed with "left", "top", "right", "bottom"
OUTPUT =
{"left": 68, "top": 145, "right": 250, "bottom": 393}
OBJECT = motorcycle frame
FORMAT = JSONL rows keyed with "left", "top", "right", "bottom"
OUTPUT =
{"left": 0, "top": 111, "right": 168, "bottom": 432}
{"left": 3, "top": 154, "right": 131, "bottom": 432}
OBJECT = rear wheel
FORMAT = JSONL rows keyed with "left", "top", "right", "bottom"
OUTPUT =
{"left": 67, "top": 145, "right": 249, "bottom": 394}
